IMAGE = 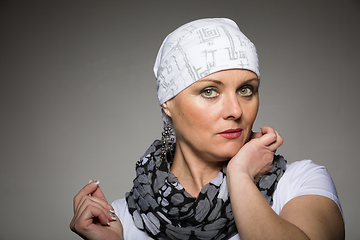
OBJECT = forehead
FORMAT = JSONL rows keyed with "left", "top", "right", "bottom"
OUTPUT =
{"left": 197, "top": 69, "right": 259, "bottom": 84}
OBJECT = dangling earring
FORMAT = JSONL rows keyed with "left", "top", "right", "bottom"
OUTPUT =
{"left": 161, "top": 115, "right": 175, "bottom": 161}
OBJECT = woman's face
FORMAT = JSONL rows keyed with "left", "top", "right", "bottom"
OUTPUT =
{"left": 163, "top": 69, "right": 259, "bottom": 162}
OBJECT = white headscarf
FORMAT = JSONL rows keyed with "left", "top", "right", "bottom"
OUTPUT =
{"left": 154, "top": 18, "right": 259, "bottom": 105}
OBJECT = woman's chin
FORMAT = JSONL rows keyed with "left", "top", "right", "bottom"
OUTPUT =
{"left": 209, "top": 145, "right": 243, "bottom": 162}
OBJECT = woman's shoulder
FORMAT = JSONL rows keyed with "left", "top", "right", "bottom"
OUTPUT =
{"left": 111, "top": 198, "right": 129, "bottom": 228}
{"left": 284, "top": 159, "right": 336, "bottom": 190}
{"left": 112, "top": 198, "right": 126, "bottom": 208}
{"left": 272, "top": 159, "right": 341, "bottom": 214}
{"left": 286, "top": 159, "right": 323, "bottom": 171}
{"left": 112, "top": 198, "right": 127, "bottom": 217}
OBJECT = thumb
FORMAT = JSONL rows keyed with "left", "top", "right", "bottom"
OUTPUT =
{"left": 251, "top": 131, "right": 263, "bottom": 139}
{"left": 88, "top": 179, "right": 107, "bottom": 200}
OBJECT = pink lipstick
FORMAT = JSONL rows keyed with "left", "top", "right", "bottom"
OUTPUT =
{"left": 219, "top": 128, "right": 242, "bottom": 139}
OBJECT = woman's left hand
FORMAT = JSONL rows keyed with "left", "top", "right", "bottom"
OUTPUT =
{"left": 227, "top": 126, "right": 283, "bottom": 182}
{"left": 70, "top": 180, "right": 124, "bottom": 240}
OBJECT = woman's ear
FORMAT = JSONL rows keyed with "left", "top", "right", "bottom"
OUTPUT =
{"left": 162, "top": 101, "right": 172, "bottom": 118}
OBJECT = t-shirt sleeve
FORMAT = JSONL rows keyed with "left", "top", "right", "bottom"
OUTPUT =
{"left": 112, "top": 198, "right": 127, "bottom": 222}
{"left": 279, "top": 160, "right": 342, "bottom": 213}
{"left": 112, "top": 198, "right": 152, "bottom": 240}
{"left": 112, "top": 199, "right": 131, "bottom": 239}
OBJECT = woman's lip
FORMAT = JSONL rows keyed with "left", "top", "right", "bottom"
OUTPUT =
{"left": 219, "top": 128, "right": 243, "bottom": 134}
{"left": 219, "top": 128, "right": 243, "bottom": 139}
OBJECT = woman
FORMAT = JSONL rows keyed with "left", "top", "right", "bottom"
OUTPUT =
{"left": 70, "top": 18, "right": 344, "bottom": 240}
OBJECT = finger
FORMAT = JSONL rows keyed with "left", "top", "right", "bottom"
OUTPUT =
{"left": 76, "top": 196, "right": 116, "bottom": 223}
{"left": 75, "top": 182, "right": 115, "bottom": 216}
{"left": 91, "top": 184, "right": 106, "bottom": 199}
{"left": 260, "top": 126, "right": 275, "bottom": 135}
{"left": 87, "top": 179, "right": 110, "bottom": 207}
{"left": 259, "top": 129, "right": 277, "bottom": 147}
{"left": 271, "top": 129, "right": 284, "bottom": 150}
{"left": 250, "top": 131, "right": 262, "bottom": 139}
{"left": 73, "top": 180, "right": 101, "bottom": 213}
{"left": 88, "top": 179, "right": 106, "bottom": 198}
{"left": 74, "top": 204, "right": 111, "bottom": 234}
{"left": 275, "top": 129, "right": 283, "bottom": 145}
{"left": 264, "top": 129, "right": 283, "bottom": 152}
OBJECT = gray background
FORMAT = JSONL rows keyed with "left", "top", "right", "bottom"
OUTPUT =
{"left": 1, "top": 0, "right": 359, "bottom": 239}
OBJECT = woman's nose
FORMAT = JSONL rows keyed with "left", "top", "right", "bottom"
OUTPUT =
{"left": 222, "top": 93, "right": 242, "bottom": 120}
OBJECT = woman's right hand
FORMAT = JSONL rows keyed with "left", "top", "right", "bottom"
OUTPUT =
{"left": 70, "top": 180, "right": 124, "bottom": 240}
{"left": 227, "top": 126, "right": 283, "bottom": 182}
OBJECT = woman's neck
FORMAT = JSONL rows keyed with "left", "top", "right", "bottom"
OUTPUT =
{"left": 170, "top": 141, "right": 225, "bottom": 197}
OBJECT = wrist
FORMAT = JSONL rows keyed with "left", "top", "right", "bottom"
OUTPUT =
{"left": 226, "top": 162, "right": 254, "bottom": 182}
{"left": 226, "top": 168, "right": 254, "bottom": 191}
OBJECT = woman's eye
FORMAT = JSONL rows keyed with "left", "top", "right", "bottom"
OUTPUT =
{"left": 201, "top": 88, "right": 218, "bottom": 98}
{"left": 239, "top": 87, "right": 253, "bottom": 96}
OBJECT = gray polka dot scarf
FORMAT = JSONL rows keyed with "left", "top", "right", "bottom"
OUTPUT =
{"left": 126, "top": 140, "right": 287, "bottom": 240}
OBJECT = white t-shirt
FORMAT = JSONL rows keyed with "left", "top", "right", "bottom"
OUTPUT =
{"left": 112, "top": 160, "right": 342, "bottom": 240}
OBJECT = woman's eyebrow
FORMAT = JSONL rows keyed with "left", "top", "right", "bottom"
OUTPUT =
{"left": 197, "top": 79, "right": 224, "bottom": 85}
{"left": 197, "top": 77, "right": 259, "bottom": 85}
{"left": 243, "top": 78, "right": 260, "bottom": 84}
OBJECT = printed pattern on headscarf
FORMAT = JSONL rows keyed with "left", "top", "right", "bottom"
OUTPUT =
{"left": 126, "top": 140, "right": 287, "bottom": 240}
{"left": 154, "top": 18, "right": 259, "bottom": 105}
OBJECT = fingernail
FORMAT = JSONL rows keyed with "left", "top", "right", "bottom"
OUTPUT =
{"left": 107, "top": 220, "right": 111, "bottom": 226}
{"left": 111, "top": 214, "right": 117, "bottom": 221}
{"left": 107, "top": 204, "right": 115, "bottom": 212}
{"left": 89, "top": 179, "right": 100, "bottom": 185}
